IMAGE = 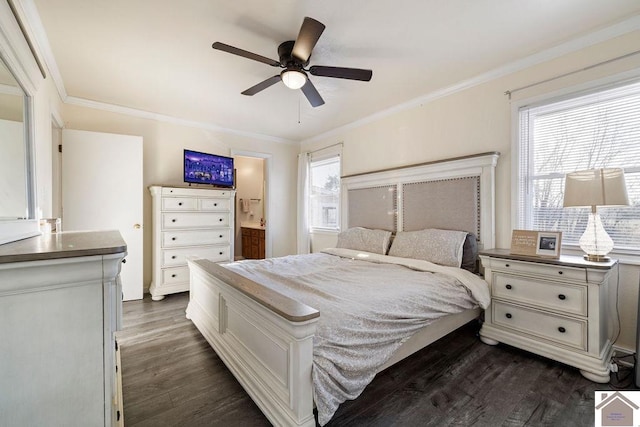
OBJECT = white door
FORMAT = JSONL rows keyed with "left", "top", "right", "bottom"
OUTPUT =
{"left": 62, "top": 129, "right": 143, "bottom": 300}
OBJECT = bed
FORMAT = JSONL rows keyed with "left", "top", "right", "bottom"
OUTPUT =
{"left": 186, "top": 152, "right": 500, "bottom": 426}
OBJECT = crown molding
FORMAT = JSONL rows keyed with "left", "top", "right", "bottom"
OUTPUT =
{"left": 301, "top": 14, "right": 640, "bottom": 145}
{"left": 65, "top": 96, "right": 297, "bottom": 145}
{"left": 16, "top": 1, "right": 640, "bottom": 147}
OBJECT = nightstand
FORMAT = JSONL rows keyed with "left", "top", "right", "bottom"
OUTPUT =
{"left": 479, "top": 248, "right": 617, "bottom": 383}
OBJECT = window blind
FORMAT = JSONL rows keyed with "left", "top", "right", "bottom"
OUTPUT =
{"left": 517, "top": 79, "right": 640, "bottom": 251}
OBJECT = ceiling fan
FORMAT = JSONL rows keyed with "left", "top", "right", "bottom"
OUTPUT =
{"left": 212, "top": 17, "right": 373, "bottom": 107}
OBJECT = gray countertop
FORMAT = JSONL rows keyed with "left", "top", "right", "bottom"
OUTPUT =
{"left": 0, "top": 230, "right": 127, "bottom": 264}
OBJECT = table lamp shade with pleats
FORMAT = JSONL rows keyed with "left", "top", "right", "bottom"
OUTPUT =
{"left": 563, "top": 168, "right": 629, "bottom": 261}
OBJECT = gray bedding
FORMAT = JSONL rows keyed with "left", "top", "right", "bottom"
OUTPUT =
{"left": 224, "top": 248, "right": 490, "bottom": 425}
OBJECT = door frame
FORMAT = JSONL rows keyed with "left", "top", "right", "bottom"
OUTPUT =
{"left": 230, "top": 149, "right": 272, "bottom": 259}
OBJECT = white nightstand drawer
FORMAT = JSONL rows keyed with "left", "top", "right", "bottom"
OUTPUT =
{"left": 162, "top": 266, "right": 189, "bottom": 285}
{"left": 489, "top": 258, "right": 585, "bottom": 282}
{"left": 163, "top": 246, "right": 230, "bottom": 267}
{"left": 199, "top": 198, "right": 230, "bottom": 211}
{"left": 162, "top": 230, "right": 230, "bottom": 247}
{"left": 162, "top": 212, "right": 230, "bottom": 229}
{"left": 492, "top": 273, "right": 587, "bottom": 316}
{"left": 162, "top": 187, "right": 231, "bottom": 198}
{"left": 493, "top": 301, "right": 587, "bottom": 351}
{"left": 162, "top": 197, "right": 197, "bottom": 211}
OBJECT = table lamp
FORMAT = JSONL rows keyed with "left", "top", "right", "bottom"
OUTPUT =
{"left": 563, "top": 168, "right": 629, "bottom": 262}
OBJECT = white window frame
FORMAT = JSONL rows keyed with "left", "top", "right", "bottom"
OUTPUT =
{"left": 511, "top": 69, "right": 640, "bottom": 261}
{"left": 308, "top": 146, "right": 342, "bottom": 233}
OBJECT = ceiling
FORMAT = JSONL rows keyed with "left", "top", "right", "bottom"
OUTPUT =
{"left": 27, "top": 0, "right": 640, "bottom": 143}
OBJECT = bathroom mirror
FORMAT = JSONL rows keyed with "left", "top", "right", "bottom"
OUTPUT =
{"left": 0, "top": 1, "right": 40, "bottom": 245}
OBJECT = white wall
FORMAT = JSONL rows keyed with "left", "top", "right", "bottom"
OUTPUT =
{"left": 301, "top": 31, "right": 640, "bottom": 352}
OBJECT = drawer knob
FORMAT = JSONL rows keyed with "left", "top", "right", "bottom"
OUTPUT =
{"left": 219, "top": 235, "right": 223, "bottom": 238}
{"left": 172, "top": 219, "right": 177, "bottom": 223}
{"left": 171, "top": 255, "right": 177, "bottom": 259}
{"left": 505, "top": 264, "right": 510, "bottom": 267}
{"left": 178, "top": 202, "right": 182, "bottom": 206}
{"left": 558, "top": 294, "right": 566, "bottom": 300}
{"left": 219, "top": 218, "right": 223, "bottom": 222}
{"left": 558, "top": 271, "right": 563, "bottom": 275}
{"left": 219, "top": 251, "right": 223, "bottom": 255}
{"left": 172, "top": 237, "right": 176, "bottom": 241}
{"left": 505, "top": 284, "right": 512, "bottom": 290}
{"left": 558, "top": 327, "right": 566, "bottom": 333}
{"left": 214, "top": 203, "right": 218, "bottom": 206}
{"left": 505, "top": 313, "right": 512, "bottom": 319}
{"left": 171, "top": 274, "right": 176, "bottom": 278}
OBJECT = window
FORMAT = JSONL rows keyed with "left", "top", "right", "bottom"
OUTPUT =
{"left": 309, "top": 155, "right": 340, "bottom": 230}
{"left": 516, "top": 79, "right": 640, "bottom": 251}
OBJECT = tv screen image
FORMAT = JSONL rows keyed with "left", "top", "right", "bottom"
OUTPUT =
{"left": 184, "top": 149, "right": 234, "bottom": 188}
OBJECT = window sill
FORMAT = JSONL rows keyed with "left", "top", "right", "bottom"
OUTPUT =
{"left": 561, "top": 246, "right": 640, "bottom": 266}
{"left": 310, "top": 228, "right": 339, "bottom": 236}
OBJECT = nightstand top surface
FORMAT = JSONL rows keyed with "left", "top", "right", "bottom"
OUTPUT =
{"left": 479, "top": 248, "right": 617, "bottom": 270}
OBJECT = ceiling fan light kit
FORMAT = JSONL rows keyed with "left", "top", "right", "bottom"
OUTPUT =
{"left": 281, "top": 69, "right": 307, "bottom": 90}
{"left": 212, "top": 17, "right": 372, "bottom": 107}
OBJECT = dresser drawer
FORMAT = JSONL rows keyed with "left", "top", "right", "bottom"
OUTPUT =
{"left": 199, "top": 198, "right": 231, "bottom": 211}
{"left": 488, "top": 258, "right": 586, "bottom": 282}
{"left": 162, "top": 187, "right": 232, "bottom": 198}
{"left": 493, "top": 301, "right": 587, "bottom": 351}
{"left": 162, "top": 266, "right": 190, "bottom": 285}
{"left": 492, "top": 273, "right": 587, "bottom": 316}
{"left": 162, "top": 230, "right": 230, "bottom": 247}
{"left": 163, "top": 246, "right": 231, "bottom": 267}
{"left": 162, "top": 212, "right": 230, "bottom": 229}
{"left": 162, "top": 197, "right": 197, "bottom": 211}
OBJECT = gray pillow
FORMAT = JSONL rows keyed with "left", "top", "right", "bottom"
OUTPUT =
{"left": 336, "top": 227, "right": 393, "bottom": 255}
{"left": 388, "top": 228, "right": 468, "bottom": 267}
{"left": 461, "top": 233, "right": 478, "bottom": 273}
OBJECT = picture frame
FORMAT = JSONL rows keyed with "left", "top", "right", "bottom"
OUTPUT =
{"left": 536, "top": 231, "right": 562, "bottom": 258}
{"left": 510, "top": 229, "right": 562, "bottom": 259}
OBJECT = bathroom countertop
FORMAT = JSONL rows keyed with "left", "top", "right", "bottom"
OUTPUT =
{"left": 240, "top": 223, "right": 265, "bottom": 230}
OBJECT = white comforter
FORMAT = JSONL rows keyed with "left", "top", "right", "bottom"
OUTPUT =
{"left": 224, "top": 248, "right": 490, "bottom": 425}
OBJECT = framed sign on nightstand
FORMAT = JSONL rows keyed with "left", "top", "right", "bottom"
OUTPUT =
{"left": 510, "top": 229, "right": 562, "bottom": 259}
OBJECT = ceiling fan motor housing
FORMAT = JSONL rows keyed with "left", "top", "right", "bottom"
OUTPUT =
{"left": 278, "top": 40, "right": 309, "bottom": 68}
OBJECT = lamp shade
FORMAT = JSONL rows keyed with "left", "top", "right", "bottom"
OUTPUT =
{"left": 563, "top": 168, "right": 629, "bottom": 208}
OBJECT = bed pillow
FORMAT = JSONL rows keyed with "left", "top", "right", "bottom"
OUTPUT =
{"left": 388, "top": 228, "right": 468, "bottom": 267}
{"left": 461, "top": 233, "right": 479, "bottom": 273}
{"left": 336, "top": 227, "right": 392, "bottom": 255}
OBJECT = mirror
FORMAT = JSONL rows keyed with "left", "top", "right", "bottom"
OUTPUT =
{"left": 0, "top": 1, "right": 40, "bottom": 245}
{"left": 0, "top": 56, "right": 27, "bottom": 221}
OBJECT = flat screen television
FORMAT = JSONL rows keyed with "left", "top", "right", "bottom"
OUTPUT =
{"left": 184, "top": 149, "right": 235, "bottom": 188}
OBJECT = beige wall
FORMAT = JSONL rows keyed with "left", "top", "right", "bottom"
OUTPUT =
{"left": 56, "top": 104, "right": 299, "bottom": 291}
{"left": 234, "top": 156, "right": 265, "bottom": 257}
{"left": 301, "top": 31, "right": 640, "bottom": 352}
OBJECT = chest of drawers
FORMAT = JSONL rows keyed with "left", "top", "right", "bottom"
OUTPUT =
{"left": 149, "top": 186, "right": 235, "bottom": 301}
{"left": 479, "top": 249, "right": 617, "bottom": 383}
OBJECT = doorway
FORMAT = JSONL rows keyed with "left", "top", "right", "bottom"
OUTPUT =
{"left": 232, "top": 151, "right": 270, "bottom": 260}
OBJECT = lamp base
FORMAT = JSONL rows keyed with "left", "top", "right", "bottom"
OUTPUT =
{"left": 583, "top": 254, "right": 611, "bottom": 262}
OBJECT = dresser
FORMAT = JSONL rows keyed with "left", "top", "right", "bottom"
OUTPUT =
{"left": 149, "top": 186, "right": 235, "bottom": 301}
{"left": 479, "top": 249, "right": 617, "bottom": 383}
{"left": 241, "top": 225, "right": 265, "bottom": 259}
{"left": 0, "top": 231, "right": 126, "bottom": 426}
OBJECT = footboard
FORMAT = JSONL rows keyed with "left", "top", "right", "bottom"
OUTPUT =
{"left": 186, "top": 259, "right": 319, "bottom": 427}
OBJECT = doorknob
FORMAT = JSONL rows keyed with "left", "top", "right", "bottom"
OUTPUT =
{"left": 134, "top": 223, "right": 142, "bottom": 229}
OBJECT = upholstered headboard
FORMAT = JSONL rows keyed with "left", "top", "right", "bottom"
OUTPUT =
{"left": 340, "top": 152, "right": 499, "bottom": 250}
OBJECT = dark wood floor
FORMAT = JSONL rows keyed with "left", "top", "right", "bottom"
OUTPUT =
{"left": 118, "top": 292, "right": 635, "bottom": 426}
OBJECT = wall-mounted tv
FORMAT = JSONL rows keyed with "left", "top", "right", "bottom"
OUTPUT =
{"left": 184, "top": 149, "right": 235, "bottom": 188}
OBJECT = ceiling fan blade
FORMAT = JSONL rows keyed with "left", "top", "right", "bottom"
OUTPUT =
{"left": 212, "top": 42, "right": 280, "bottom": 67}
{"left": 241, "top": 75, "right": 282, "bottom": 96}
{"left": 300, "top": 79, "right": 325, "bottom": 107}
{"left": 309, "top": 66, "right": 372, "bottom": 81}
{"left": 292, "top": 17, "right": 325, "bottom": 63}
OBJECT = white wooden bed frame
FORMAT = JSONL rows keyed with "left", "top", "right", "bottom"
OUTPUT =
{"left": 186, "top": 152, "right": 499, "bottom": 426}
